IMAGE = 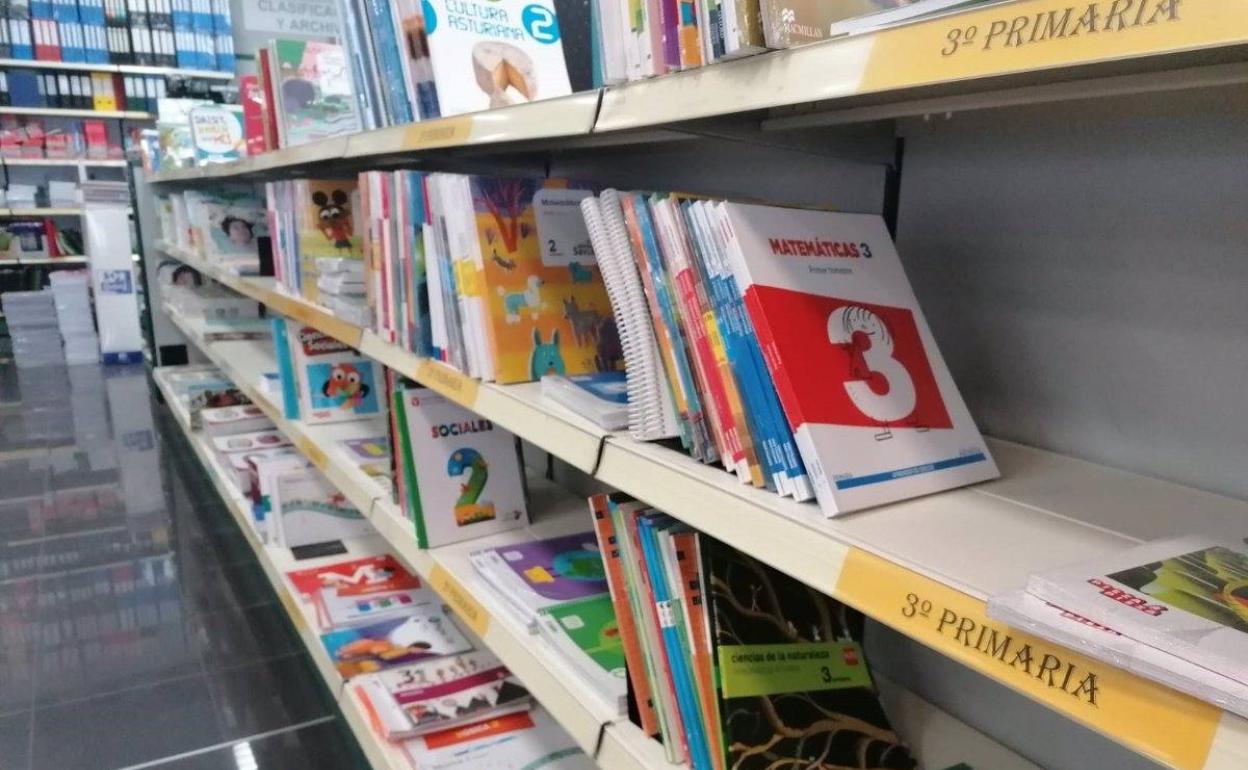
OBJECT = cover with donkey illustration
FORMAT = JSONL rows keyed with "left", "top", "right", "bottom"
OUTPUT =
{"left": 701, "top": 535, "right": 915, "bottom": 770}
{"left": 467, "top": 177, "right": 622, "bottom": 384}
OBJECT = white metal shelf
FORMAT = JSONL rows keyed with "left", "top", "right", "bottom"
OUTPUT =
{"left": 0, "top": 106, "right": 154, "bottom": 119}
{"left": 154, "top": 236, "right": 1248, "bottom": 770}
{"left": 0, "top": 57, "right": 233, "bottom": 80}
{"left": 1, "top": 157, "right": 128, "bottom": 168}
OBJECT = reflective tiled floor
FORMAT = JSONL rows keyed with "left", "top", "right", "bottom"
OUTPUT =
{"left": 0, "top": 362, "right": 368, "bottom": 769}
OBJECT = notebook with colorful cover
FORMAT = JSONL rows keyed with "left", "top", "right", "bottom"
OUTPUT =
{"left": 420, "top": 0, "right": 573, "bottom": 116}
{"left": 718, "top": 202, "right": 997, "bottom": 515}
{"left": 1025, "top": 536, "right": 1248, "bottom": 689}
{"left": 394, "top": 384, "right": 528, "bottom": 548}
{"left": 287, "top": 555, "right": 425, "bottom": 629}
{"left": 701, "top": 535, "right": 915, "bottom": 769}
{"left": 321, "top": 608, "right": 474, "bottom": 678}
{"left": 189, "top": 105, "right": 245, "bottom": 165}
{"left": 269, "top": 39, "right": 362, "bottom": 147}
{"left": 364, "top": 649, "right": 533, "bottom": 739}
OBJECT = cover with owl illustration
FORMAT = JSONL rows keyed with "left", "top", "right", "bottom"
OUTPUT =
{"left": 393, "top": 384, "right": 528, "bottom": 548}
{"left": 420, "top": 0, "right": 572, "bottom": 117}
{"left": 463, "top": 177, "right": 622, "bottom": 384}
{"left": 719, "top": 202, "right": 996, "bottom": 515}
{"left": 1025, "top": 536, "right": 1248, "bottom": 689}
{"left": 470, "top": 532, "right": 609, "bottom": 629}
{"left": 701, "top": 536, "right": 915, "bottom": 770}
{"left": 272, "top": 316, "right": 386, "bottom": 424}
{"left": 295, "top": 179, "right": 365, "bottom": 304}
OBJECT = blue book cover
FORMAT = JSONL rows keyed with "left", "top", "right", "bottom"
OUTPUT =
{"left": 364, "top": 0, "right": 413, "bottom": 124}
{"left": 270, "top": 317, "right": 302, "bottom": 420}
{"left": 638, "top": 514, "right": 714, "bottom": 770}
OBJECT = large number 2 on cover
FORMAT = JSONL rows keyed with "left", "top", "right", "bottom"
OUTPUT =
{"left": 827, "top": 305, "right": 916, "bottom": 424}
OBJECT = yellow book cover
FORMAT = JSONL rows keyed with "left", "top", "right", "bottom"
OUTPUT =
{"left": 296, "top": 179, "right": 364, "bottom": 304}
{"left": 467, "top": 177, "right": 622, "bottom": 384}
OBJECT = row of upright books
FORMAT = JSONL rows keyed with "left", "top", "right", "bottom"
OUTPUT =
{"left": 590, "top": 0, "right": 990, "bottom": 84}
{"left": 0, "top": 68, "right": 166, "bottom": 112}
{"left": 0, "top": 0, "right": 234, "bottom": 71}
{"left": 169, "top": 167, "right": 997, "bottom": 519}
{"left": 0, "top": 116, "right": 122, "bottom": 158}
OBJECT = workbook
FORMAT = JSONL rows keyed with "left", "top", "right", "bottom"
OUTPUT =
{"left": 272, "top": 317, "right": 386, "bottom": 423}
{"left": 718, "top": 202, "right": 997, "bottom": 515}
{"left": 393, "top": 384, "right": 528, "bottom": 548}
{"left": 268, "top": 39, "right": 363, "bottom": 147}
{"left": 400, "top": 707, "right": 596, "bottom": 770}
{"left": 536, "top": 594, "right": 627, "bottom": 713}
{"left": 470, "top": 532, "right": 609, "bottom": 628}
{"left": 269, "top": 466, "right": 372, "bottom": 549}
{"left": 321, "top": 607, "right": 474, "bottom": 678}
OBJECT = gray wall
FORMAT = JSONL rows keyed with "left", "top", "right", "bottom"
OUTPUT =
{"left": 895, "top": 86, "right": 1248, "bottom": 501}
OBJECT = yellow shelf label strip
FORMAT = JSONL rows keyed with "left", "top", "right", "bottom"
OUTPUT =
{"left": 834, "top": 547, "right": 1222, "bottom": 770}
{"left": 429, "top": 564, "right": 491, "bottom": 637}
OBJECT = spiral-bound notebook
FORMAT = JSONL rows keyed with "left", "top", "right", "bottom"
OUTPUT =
{"left": 581, "top": 193, "right": 680, "bottom": 441}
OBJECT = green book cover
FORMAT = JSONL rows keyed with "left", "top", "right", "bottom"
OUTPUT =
{"left": 542, "top": 594, "right": 626, "bottom": 679}
{"left": 701, "top": 535, "right": 916, "bottom": 770}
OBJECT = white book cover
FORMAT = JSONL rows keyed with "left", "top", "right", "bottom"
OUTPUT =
{"left": 987, "top": 589, "right": 1248, "bottom": 718}
{"left": 254, "top": 454, "right": 313, "bottom": 545}
{"left": 200, "top": 403, "right": 273, "bottom": 437}
{"left": 282, "top": 323, "right": 387, "bottom": 424}
{"left": 402, "top": 706, "right": 595, "bottom": 770}
{"left": 1027, "top": 536, "right": 1248, "bottom": 688}
{"left": 719, "top": 202, "right": 997, "bottom": 515}
{"left": 421, "top": 0, "right": 573, "bottom": 116}
{"left": 271, "top": 467, "right": 372, "bottom": 549}
{"left": 322, "top": 585, "right": 433, "bottom": 629}
{"left": 396, "top": 386, "right": 528, "bottom": 548}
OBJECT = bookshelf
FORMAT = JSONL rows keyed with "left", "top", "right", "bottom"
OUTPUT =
{"left": 146, "top": 1, "right": 1248, "bottom": 188}
{"left": 0, "top": 58, "right": 234, "bottom": 80}
{"left": 153, "top": 234, "right": 1248, "bottom": 770}
{"left": 0, "top": 106, "right": 155, "bottom": 119}
{"left": 1, "top": 158, "right": 128, "bottom": 168}
{"left": 158, "top": 301, "right": 1044, "bottom": 770}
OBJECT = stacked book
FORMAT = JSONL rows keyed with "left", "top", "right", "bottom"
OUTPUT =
{"left": 1, "top": 289, "right": 64, "bottom": 368}
{"left": 470, "top": 531, "right": 628, "bottom": 713}
{"left": 579, "top": 190, "right": 996, "bottom": 516}
{"left": 163, "top": 284, "right": 268, "bottom": 340}
{"left": 587, "top": 492, "right": 916, "bottom": 769}
{"left": 988, "top": 536, "right": 1248, "bottom": 718}
{"left": 48, "top": 270, "right": 99, "bottom": 364}
{"left": 160, "top": 365, "right": 250, "bottom": 427}
{"left": 591, "top": 0, "right": 989, "bottom": 84}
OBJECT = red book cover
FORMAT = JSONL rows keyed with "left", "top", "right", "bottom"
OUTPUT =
{"left": 257, "top": 48, "right": 281, "bottom": 150}
{"left": 240, "top": 75, "right": 267, "bottom": 156}
{"left": 589, "top": 494, "right": 659, "bottom": 737}
{"left": 43, "top": 220, "right": 60, "bottom": 258}
{"left": 82, "top": 120, "right": 108, "bottom": 159}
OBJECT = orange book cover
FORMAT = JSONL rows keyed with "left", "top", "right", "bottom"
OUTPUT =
{"left": 589, "top": 494, "right": 660, "bottom": 736}
{"left": 672, "top": 530, "right": 725, "bottom": 770}
{"left": 467, "top": 177, "right": 622, "bottom": 384}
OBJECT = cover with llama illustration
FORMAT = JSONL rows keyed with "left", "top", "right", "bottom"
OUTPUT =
{"left": 295, "top": 179, "right": 365, "bottom": 304}
{"left": 420, "top": 0, "right": 573, "bottom": 117}
{"left": 393, "top": 384, "right": 528, "bottom": 548}
{"left": 468, "top": 178, "right": 622, "bottom": 384}
{"left": 269, "top": 39, "right": 362, "bottom": 147}
{"left": 272, "top": 317, "right": 386, "bottom": 424}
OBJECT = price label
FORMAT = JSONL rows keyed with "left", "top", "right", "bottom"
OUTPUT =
{"left": 415, "top": 359, "right": 480, "bottom": 408}
{"left": 296, "top": 436, "right": 328, "bottom": 471}
{"left": 404, "top": 116, "right": 473, "bottom": 149}
{"left": 533, "top": 188, "right": 595, "bottom": 267}
{"left": 430, "top": 565, "right": 490, "bottom": 637}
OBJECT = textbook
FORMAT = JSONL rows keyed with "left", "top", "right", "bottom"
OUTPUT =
{"left": 420, "top": 0, "right": 573, "bottom": 116}
{"left": 471, "top": 532, "right": 610, "bottom": 628}
{"left": 287, "top": 555, "right": 426, "bottom": 630}
{"left": 188, "top": 105, "right": 245, "bottom": 165}
{"left": 393, "top": 384, "right": 528, "bottom": 548}
{"left": 719, "top": 202, "right": 997, "bottom": 515}
{"left": 270, "top": 466, "right": 372, "bottom": 549}
{"left": 400, "top": 707, "right": 596, "bottom": 770}
{"left": 536, "top": 594, "right": 628, "bottom": 713}
{"left": 272, "top": 317, "right": 386, "bottom": 424}
{"left": 361, "top": 649, "right": 533, "bottom": 739}
{"left": 987, "top": 589, "right": 1248, "bottom": 718}
{"left": 1025, "top": 536, "right": 1248, "bottom": 689}
{"left": 322, "top": 608, "right": 474, "bottom": 677}
{"left": 268, "top": 39, "right": 363, "bottom": 148}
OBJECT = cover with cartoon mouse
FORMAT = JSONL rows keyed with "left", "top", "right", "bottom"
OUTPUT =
{"left": 295, "top": 178, "right": 364, "bottom": 304}
{"left": 394, "top": 383, "right": 528, "bottom": 548}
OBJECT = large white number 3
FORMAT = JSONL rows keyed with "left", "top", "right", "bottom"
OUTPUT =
{"left": 827, "top": 306, "right": 916, "bottom": 423}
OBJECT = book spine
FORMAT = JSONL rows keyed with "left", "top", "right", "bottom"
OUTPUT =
{"left": 270, "top": 316, "right": 301, "bottom": 420}
{"left": 394, "top": 387, "right": 429, "bottom": 547}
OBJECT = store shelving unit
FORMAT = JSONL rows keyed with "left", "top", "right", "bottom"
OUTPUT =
{"left": 0, "top": 106, "right": 155, "bottom": 120}
{"left": 143, "top": 3, "right": 1248, "bottom": 769}
{"left": 159, "top": 297, "right": 1043, "bottom": 770}
{"left": 0, "top": 58, "right": 234, "bottom": 80}
{"left": 0, "top": 158, "right": 129, "bottom": 168}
